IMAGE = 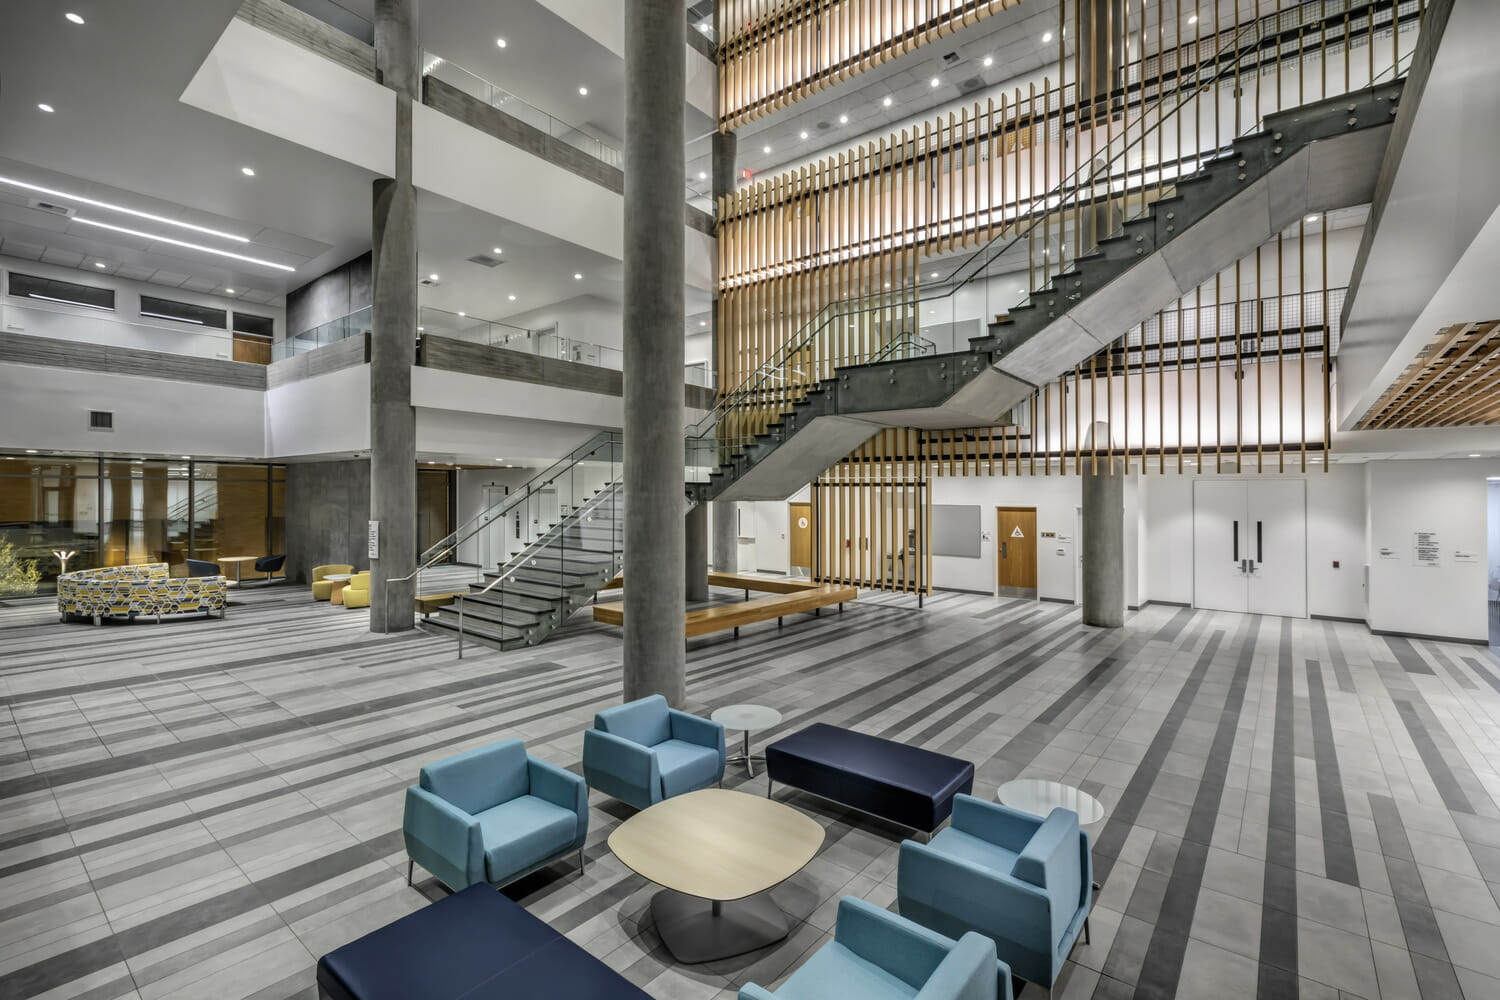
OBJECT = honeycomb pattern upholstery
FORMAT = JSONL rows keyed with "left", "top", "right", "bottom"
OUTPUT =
{"left": 57, "top": 563, "right": 227, "bottom": 624}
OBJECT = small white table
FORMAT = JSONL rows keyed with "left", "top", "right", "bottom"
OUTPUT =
{"left": 323, "top": 573, "right": 354, "bottom": 605}
{"left": 997, "top": 779, "right": 1106, "bottom": 826}
{"left": 711, "top": 704, "right": 782, "bottom": 778}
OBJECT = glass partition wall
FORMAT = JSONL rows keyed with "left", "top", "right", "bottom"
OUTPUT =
{"left": 0, "top": 456, "right": 285, "bottom": 596}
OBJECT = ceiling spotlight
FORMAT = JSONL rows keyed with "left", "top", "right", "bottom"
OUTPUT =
{"left": 578, "top": 86, "right": 589, "bottom": 96}
{"left": 1469, "top": 453, "right": 1482, "bottom": 458}
{"left": 1188, "top": 14, "right": 1199, "bottom": 24}
{"left": 496, "top": 37, "right": 507, "bottom": 48}
{"left": 508, "top": 294, "right": 516, "bottom": 301}
{"left": 458, "top": 311, "right": 466, "bottom": 317}
{"left": 66, "top": 12, "right": 85, "bottom": 24}
{"left": 698, "top": 171, "right": 708, "bottom": 180}
{"left": 839, "top": 114, "right": 849, "bottom": 125}
{"left": 429, "top": 273, "right": 439, "bottom": 281}
{"left": 492, "top": 247, "right": 503, "bottom": 255}
{"left": 882, "top": 96, "right": 893, "bottom": 107}
{"left": 930, "top": 77, "right": 940, "bottom": 88}
{"left": 982, "top": 56, "right": 994, "bottom": 67}
{"left": 573, "top": 272, "right": 583, "bottom": 280}
{"left": 417, "top": 326, "right": 424, "bottom": 332}
{"left": 37, "top": 103, "right": 55, "bottom": 113}
{"left": 1042, "top": 31, "right": 1054, "bottom": 43}
{"left": 181, "top": 456, "right": 191, "bottom": 461}
{"left": 1305, "top": 213, "right": 1319, "bottom": 223}
{"left": 762, "top": 144, "right": 771, "bottom": 154}
{"left": 25, "top": 449, "right": 38, "bottom": 454}
{"left": 699, "top": 320, "right": 708, "bottom": 327}
{"left": 241, "top": 166, "right": 256, "bottom": 177}
{"left": 884, "top": 282, "right": 891, "bottom": 288}
{"left": 225, "top": 288, "right": 236, "bottom": 294}
{"left": 799, "top": 130, "right": 808, "bottom": 140}
{"left": 930, "top": 272, "right": 939, "bottom": 278}
{"left": 94, "top": 261, "right": 106, "bottom": 268}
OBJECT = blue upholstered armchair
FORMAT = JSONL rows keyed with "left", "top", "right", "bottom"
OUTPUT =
{"left": 739, "top": 896, "right": 1009, "bottom": 1000}
{"left": 582, "top": 694, "right": 725, "bottom": 810}
{"left": 403, "top": 739, "right": 588, "bottom": 891}
{"left": 897, "top": 796, "right": 1092, "bottom": 997}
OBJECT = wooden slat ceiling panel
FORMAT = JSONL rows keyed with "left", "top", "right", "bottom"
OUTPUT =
{"left": 1355, "top": 320, "right": 1500, "bottom": 429}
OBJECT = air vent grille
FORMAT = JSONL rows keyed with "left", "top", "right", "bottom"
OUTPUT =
{"left": 27, "top": 198, "right": 74, "bottom": 217}
{"left": 89, "top": 410, "right": 113, "bottom": 431}
{"left": 465, "top": 254, "right": 506, "bottom": 268}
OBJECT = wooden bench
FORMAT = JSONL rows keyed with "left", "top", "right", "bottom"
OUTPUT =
{"left": 706, "top": 572, "right": 822, "bottom": 597}
{"left": 593, "top": 583, "right": 856, "bottom": 638}
{"left": 415, "top": 592, "right": 462, "bottom": 617}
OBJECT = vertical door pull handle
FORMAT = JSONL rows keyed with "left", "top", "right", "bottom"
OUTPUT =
{"left": 1256, "top": 521, "right": 1263, "bottom": 564}
{"left": 1001, "top": 542, "right": 1007, "bottom": 559}
{"left": 1233, "top": 520, "right": 1239, "bottom": 562}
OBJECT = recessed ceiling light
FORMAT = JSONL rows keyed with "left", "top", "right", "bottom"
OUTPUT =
{"left": 457, "top": 311, "right": 466, "bottom": 317}
{"left": 1469, "top": 453, "right": 1482, "bottom": 458}
{"left": 65, "top": 12, "right": 85, "bottom": 24}
{"left": 496, "top": 37, "right": 507, "bottom": 48}
{"left": 930, "top": 271, "right": 938, "bottom": 278}
{"left": 417, "top": 326, "right": 424, "bottom": 332}
{"left": 25, "top": 449, "right": 38, "bottom": 454}
{"left": 37, "top": 103, "right": 55, "bottom": 113}
{"left": 429, "top": 273, "right": 439, "bottom": 281}
{"left": 1305, "top": 213, "right": 1319, "bottom": 223}
{"left": 1188, "top": 14, "right": 1198, "bottom": 24}
{"left": 699, "top": 320, "right": 708, "bottom": 327}
{"left": 1042, "top": 31, "right": 1054, "bottom": 43}
{"left": 578, "top": 86, "right": 589, "bottom": 96}
{"left": 94, "top": 261, "right": 107, "bottom": 268}
{"left": 698, "top": 171, "right": 707, "bottom": 179}
{"left": 930, "top": 77, "right": 940, "bottom": 88}
{"left": 762, "top": 145, "right": 771, "bottom": 154}
{"left": 573, "top": 272, "right": 583, "bottom": 280}
{"left": 839, "top": 114, "right": 849, "bottom": 124}
{"left": 492, "top": 247, "right": 503, "bottom": 255}
{"left": 73, "top": 217, "right": 294, "bottom": 271}
{"left": 508, "top": 294, "right": 516, "bottom": 301}
{"left": 799, "top": 131, "right": 808, "bottom": 140}
{"left": 882, "top": 96, "right": 893, "bottom": 107}
{"left": 982, "top": 55, "right": 993, "bottom": 67}
{"left": 241, "top": 166, "right": 255, "bottom": 177}
{"left": 181, "top": 455, "right": 191, "bottom": 461}
{"left": 225, "top": 288, "right": 235, "bottom": 294}
{"left": 884, "top": 282, "right": 891, "bottom": 288}
{"left": 0, "top": 176, "right": 250, "bottom": 242}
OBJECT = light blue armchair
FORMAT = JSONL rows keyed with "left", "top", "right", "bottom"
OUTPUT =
{"left": 402, "top": 739, "right": 588, "bottom": 891}
{"left": 739, "top": 896, "right": 1009, "bottom": 1000}
{"left": 897, "top": 796, "right": 1091, "bottom": 998}
{"left": 582, "top": 694, "right": 725, "bottom": 810}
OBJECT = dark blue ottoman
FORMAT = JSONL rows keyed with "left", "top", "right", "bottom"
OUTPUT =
{"left": 316, "top": 885, "right": 651, "bottom": 1000}
{"left": 765, "top": 723, "right": 975, "bottom": 836}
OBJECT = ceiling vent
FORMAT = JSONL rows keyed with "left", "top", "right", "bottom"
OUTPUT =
{"left": 465, "top": 254, "right": 507, "bottom": 268}
{"left": 88, "top": 410, "right": 113, "bottom": 431}
{"left": 28, "top": 198, "right": 75, "bottom": 218}
{"left": 958, "top": 76, "right": 986, "bottom": 95}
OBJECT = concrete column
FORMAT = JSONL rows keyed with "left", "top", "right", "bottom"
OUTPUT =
{"left": 623, "top": 0, "right": 687, "bottom": 706}
{"left": 1077, "top": 0, "right": 1125, "bottom": 107}
{"left": 1080, "top": 422, "right": 1124, "bottom": 627}
{"left": 710, "top": 130, "right": 739, "bottom": 574}
{"left": 368, "top": 0, "right": 419, "bottom": 633}
{"left": 686, "top": 504, "right": 708, "bottom": 602}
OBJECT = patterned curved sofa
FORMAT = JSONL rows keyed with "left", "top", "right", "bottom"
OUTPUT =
{"left": 58, "top": 563, "right": 227, "bottom": 625}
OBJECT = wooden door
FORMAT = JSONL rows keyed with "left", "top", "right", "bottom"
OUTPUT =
{"left": 232, "top": 332, "right": 271, "bottom": 365}
{"left": 788, "top": 502, "right": 812, "bottom": 569}
{"left": 996, "top": 507, "right": 1037, "bottom": 590}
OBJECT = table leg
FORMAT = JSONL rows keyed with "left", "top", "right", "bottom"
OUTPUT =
{"left": 743, "top": 730, "right": 754, "bottom": 778}
{"left": 650, "top": 889, "right": 788, "bottom": 963}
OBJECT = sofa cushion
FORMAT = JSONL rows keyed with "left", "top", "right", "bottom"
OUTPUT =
{"left": 654, "top": 739, "right": 721, "bottom": 799}
{"left": 420, "top": 740, "right": 528, "bottom": 817}
{"left": 774, "top": 941, "right": 918, "bottom": 1000}
{"left": 927, "top": 827, "right": 1020, "bottom": 875}
{"left": 479, "top": 794, "right": 579, "bottom": 882}
{"left": 596, "top": 695, "right": 671, "bottom": 748}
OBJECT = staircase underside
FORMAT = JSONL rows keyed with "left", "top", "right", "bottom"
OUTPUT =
{"left": 704, "top": 87, "right": 1399, "bottom": 503}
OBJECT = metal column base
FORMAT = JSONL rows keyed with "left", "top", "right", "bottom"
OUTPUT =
{"left": 649, "top": 889, "right": 789, "bottom": 963}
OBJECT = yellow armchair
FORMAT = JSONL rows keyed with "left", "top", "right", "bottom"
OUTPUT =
{"left": 343, "top": 571, "right": 371, "bottom": 608}
{"left": 311, "top": 564, "right": 354, "bottom": 601}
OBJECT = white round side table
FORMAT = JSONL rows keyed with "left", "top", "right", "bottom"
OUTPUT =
{"left": 996, "top": 778, "right": 1106, "bottom": 825}
{"left": 710, "top": 704, "right": 782, "bottom": 778}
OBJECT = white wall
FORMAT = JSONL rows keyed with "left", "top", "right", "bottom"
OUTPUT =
{"left": 500, "top": 294, "right": 623, "bottom": 350}
{"left": 1366, "top": 459, "right": 1500, "bottom": 643}
{"left": 454, "top": 466, "right": 538, "bottom": 566}
{"left": 0, "top": 362, "right": 266, "bottom": 458}
{"left": 1488, "top": 481, "right": 1500, "bottom": 607}
{"left": 264, "top": 365, "right": 370, "bottom": 458}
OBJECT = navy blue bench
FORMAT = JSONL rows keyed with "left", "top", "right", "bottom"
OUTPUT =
{"left": 765, "top": 723, "right": 975, "bottom": 836}
{"left": 317, "top": 885, "right": 651, "bottom": 1000}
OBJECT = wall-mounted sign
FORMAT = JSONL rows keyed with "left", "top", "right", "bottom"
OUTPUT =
{"left": 1040, "top": 531, "right": 1057, "bottom": 538}
{"left": 1377, "top": 546, "right": 1399, "bottom": 560}
{"left": 1412, "top": 531, "right": 1440, "bottom": 568}
{"left": 1454, "top": 551, "right": 1480, "bottom": 564}
{"left": 368, "top": 520, "right": 380, "bottom": 561}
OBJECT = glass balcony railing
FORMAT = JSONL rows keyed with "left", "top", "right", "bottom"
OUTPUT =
{"left": 271, "top": 306, "right": 371, "bottom": 361}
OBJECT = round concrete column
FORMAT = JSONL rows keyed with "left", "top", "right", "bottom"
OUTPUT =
{"left": 623, "top": 0, "right": 687, "bottom": 706}
{"left": 1080, "top": 421, "right": 1125, "bottom": 627}
{"left": 369, "top": 0, "right": 419, "bottom": 633}
{"left": 710, "top": 131, "right": 739, "bottom": 575}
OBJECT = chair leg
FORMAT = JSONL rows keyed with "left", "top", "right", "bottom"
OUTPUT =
{"left": 1084, "top": 917, "right": 1090, "bottom": 945}
{"left": 406, "top": 859, "right": 414, "bottom": 886}
{"left": 578, "top": 849, "right": 585, "bottom": 875}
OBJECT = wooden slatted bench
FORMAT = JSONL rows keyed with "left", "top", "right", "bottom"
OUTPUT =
{"left": 706, "top": 572, "right": 822, "bottom": 598}
{"left": 593, "top": 583, "right": 856, "bottom": 638}
{"left": 415, "top": 592, "right": 463, "bottom": 617}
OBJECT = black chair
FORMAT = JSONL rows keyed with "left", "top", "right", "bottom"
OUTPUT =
{"left": 184, "top": 559, "right": 222, "bottom": 578}
{"left": 254, "top": 554, "right": 286, "bottom": 581}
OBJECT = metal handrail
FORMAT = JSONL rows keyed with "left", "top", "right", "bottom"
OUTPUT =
{"left": 456, "top": 482, "right": 624, "bottom": 658}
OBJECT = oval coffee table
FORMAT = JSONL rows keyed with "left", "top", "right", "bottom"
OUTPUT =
{"left": 710, "top": 704, "right": 782, "bottom": 778}
{"left": 996, "top": 778, "right": 1105, "bottom": 825}
{"left": 608, "top": 787, "right": 823, "bottom": 963}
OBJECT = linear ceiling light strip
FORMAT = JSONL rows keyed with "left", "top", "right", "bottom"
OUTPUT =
{"left": 0, "top": 175, "right": 251, "bottom": 243}
{"left": 72, "top": 217, "right": 295, "bottom": 272}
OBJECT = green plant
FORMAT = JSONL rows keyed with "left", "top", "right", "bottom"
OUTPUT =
{"left": 0, "top": 539, "right": 42, "bottom": 597}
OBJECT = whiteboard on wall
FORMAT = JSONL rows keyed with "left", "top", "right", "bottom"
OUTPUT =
{"left": 932, "top": 505, "right": 982, "bottom": 558}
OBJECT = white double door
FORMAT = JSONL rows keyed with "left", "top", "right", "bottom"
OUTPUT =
{"left": 1192, "top": 480, "right": 1307, "bottom": 618}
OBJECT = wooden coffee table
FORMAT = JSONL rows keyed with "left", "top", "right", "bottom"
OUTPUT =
{"left": 608, "top": 788, "right": 823, "bottom": 963}
{"left": 324, "top": 573, "right": 353, "bottom": 605}
{"left": 217, "top": 555, "right": 258, "bottom": 587}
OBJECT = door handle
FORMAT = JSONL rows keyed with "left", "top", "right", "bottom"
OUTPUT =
{"left": 1256, "top": 521, "right": 1263, "bottom": 565}
{"left": 1232, "top": 520, "right": 1239, "bottom": 563}
{"left": 1001, "top": 541, "right": 1008, "bottom": 559}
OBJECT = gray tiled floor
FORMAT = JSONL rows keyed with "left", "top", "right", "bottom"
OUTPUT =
{"left": 2, "top": 588, "right": 1499, "bottom": 999}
